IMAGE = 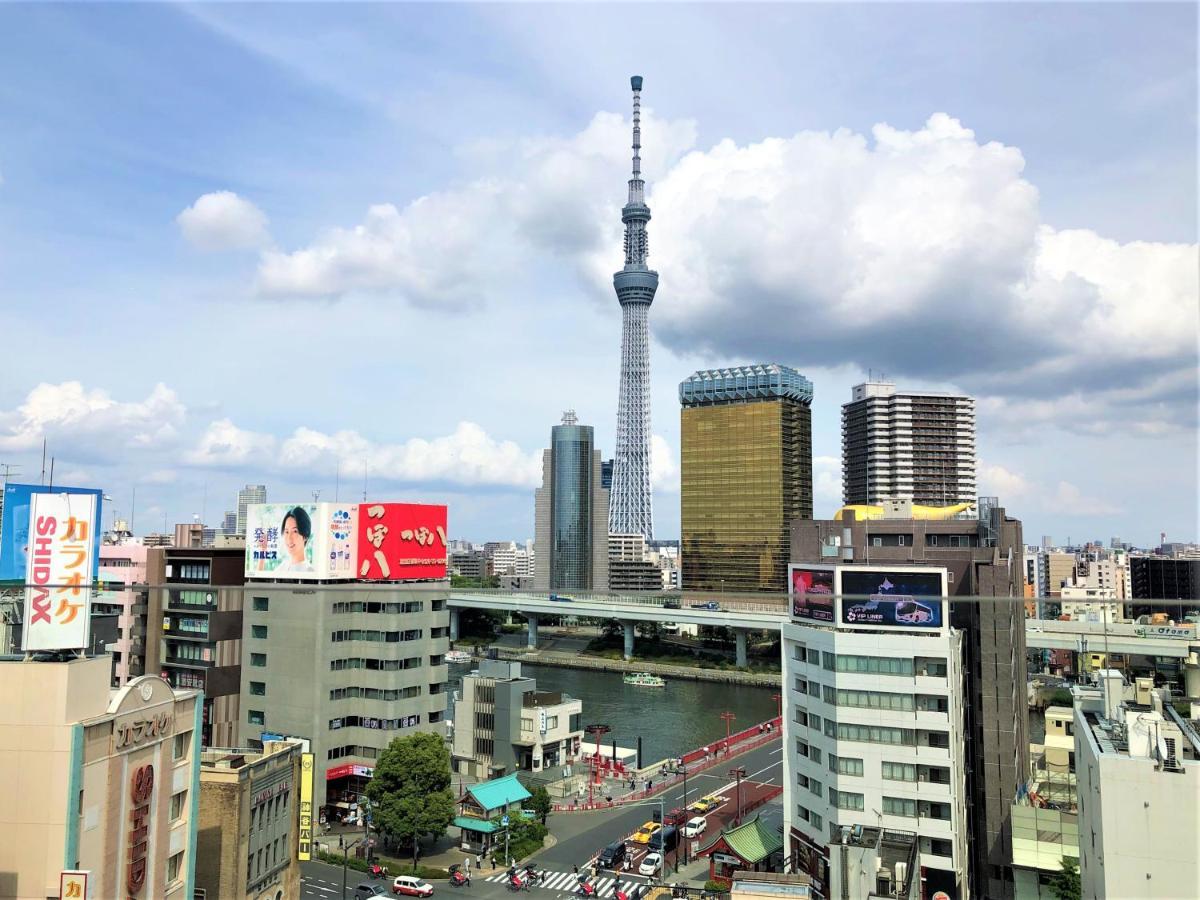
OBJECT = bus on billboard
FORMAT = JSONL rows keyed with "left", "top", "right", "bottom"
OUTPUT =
{"left": 789, "top": 565, "right": 835, "bottom": 622}
{"left": 838, "top": 568, "right": 946, "bottom": 629}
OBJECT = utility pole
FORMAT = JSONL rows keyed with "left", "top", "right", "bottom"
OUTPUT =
{"left": 668, "top": 762, "right": 689, "bottom": 868}
{"left": 770, "top": 693, "right": 781, "bottom": 719}
{"left": 340, "top": 836, "right": 362, "bottom": 899}
{"left": 729, "top": 766, "right": 746, "bottom": 825}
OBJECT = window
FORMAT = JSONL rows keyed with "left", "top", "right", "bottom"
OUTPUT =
{"left": 882, "top": 761, "right": 917, "bottom": 782}
{"left": 822, "top": 651, "right": 835, "bottom": 671}
{"left": 522, "top": 718, "right": 534, "bottom": 731}
{"left": 248, "top": 710, "right": 265, "bottom": 726}
{"left": 830, "top": 756, "right": 864, "bottom": 776}
{"left": 250, "top": 681, "right": 266, "bottom": 696}
{"left": 808, "top": 681, "right": 821, "bottom": 698}
{"left": 173, "top": 731, "right": 191, "bottom": 761}
{"left": 808, "top": 778, "right": 823, "bottom": 797}
{"left": 252, "top": 625, "right": 268, "bottom": 639}
{"left": 833, "top": 689, "right": 915, "bottom": 711}
{"left": 167, "top": 851, "right": 184, "bottom": 883}
{"left": 915, "top": 658, "right": 947, "bottom": 677}
{"left": 829, "top": 789, "right": 864, "bottom": 811}
{"left": 796, "top": 740, "right": 810, "bottom": 759}
{"left": 882, "top": 796, "right": 917, "bottom": 818}
{"left": 929, "top": 839, "right": 953, "bottom": 857}
{"left": 794, "top": 677, "right": 808, "bottom": 694}
{"left": 251, "top": 653, "right": 267, "bottom": 667}
{"left": 926, "top": 731, "right": 950, "bottom": 749}
{"left": 835, "top": 723, "right": 915, "bottom": 746}
{"left": 547, "top": 716, "right": 559, "bottom": 729}
{"left": 834, "top": 655, "right": 914, "bottom": 676}
{"left": 796, "top": 772, "right": 809, "bottom": 789}
{"left": 170, "top": 790, "right": 187, "bottom": 821}
{"left": 253, "top": 597, "right": 269, "bottom": 612}
{"left": 809, "top": 746, "right": 822, "bottom": 764}
{"left": 792, "top": 643, "right": 807, "bottom": 661}
{"left": 810, "top": 813, "right": 823, "bottom": 831}
{"left": 806, "top": 648, "right": 820, "bottom": 665}
{"left": 796, "top": 805, "right": 810, "bottom": 822}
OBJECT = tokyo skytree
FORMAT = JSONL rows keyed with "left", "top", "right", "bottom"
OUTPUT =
{"left": 609, "top": 75, "right": 658, "bottom": 540}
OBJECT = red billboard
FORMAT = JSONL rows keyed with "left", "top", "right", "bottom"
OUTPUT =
{"left": 356, "top": 503, "right": 448, "bottom": 581}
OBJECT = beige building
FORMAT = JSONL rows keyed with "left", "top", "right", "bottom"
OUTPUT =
{"left": 0, "top": 657, "right": 200, "bottom": 900}
{"left": 197, "top": 740, "right": 308, "bottom": 900}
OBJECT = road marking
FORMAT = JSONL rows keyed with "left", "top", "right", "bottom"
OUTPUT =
{"left": 769, "top": 746, "right": 782, "bottom": 755}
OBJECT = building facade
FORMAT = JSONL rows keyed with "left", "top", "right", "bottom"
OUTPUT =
{"left": 237, "top": 583, "right": 450, "bottom": 821}
{"left": 681, "top": 364, "right": 814, "bottom": 592}
{"left": 841, "top": 381, "right": 976, "bottom": 508}
{"left": 533, "top": 412, "right": 610, "bottom": 591}
{"left": 0, "top": 659, "right": 201, "bottom": 900}
{"left": 236, "top": 485, "right": 267, "bottom": 537}
{"left": 97, "top": 542, "right": 149, "bottom": 686}
{"left": 1129, "top": 556, "right": 1200, "bottom": 619}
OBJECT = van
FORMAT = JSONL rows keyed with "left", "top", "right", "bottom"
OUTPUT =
{"left": 598, "top": 841, "right": 627, "bottom": 869}
{"left": 649, "top": 825, "right": 678, "bottom": 852}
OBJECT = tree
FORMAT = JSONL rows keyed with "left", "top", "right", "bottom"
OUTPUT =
{"left": 1049, "top": 856, "right": 1081, "bottom": 900}
{"left": 529, "top": 785, "right": 552, "bottom": 825}
{"left": 365, "top": 732, "right": 456, "bottom": 870}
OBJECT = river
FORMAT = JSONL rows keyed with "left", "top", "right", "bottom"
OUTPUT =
{"left": 450, "top": 660, "right": 778, "bottom": 766}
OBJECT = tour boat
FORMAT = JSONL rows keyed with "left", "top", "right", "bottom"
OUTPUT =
{"left": 445, "top": 650, "right": 472, "bottom": 663}
{"left": 623, "top": 672, "right": 666, "bottom": 687}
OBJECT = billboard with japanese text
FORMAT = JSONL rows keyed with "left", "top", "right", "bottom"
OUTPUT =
{"left": 22, "top": 491, "right": 98, "bottom": 650}
{"left": 357, "top": 503, "right": 448, "bottom": 580}
{"left": 789, "top": 565, "right": 836, "bottom": 622}
{"left": 244, "top": 502, "right": 359, "bottom": 580}
{"left": 837, "top": 567, "right": 946, "bottom": 630}
{"left": 1, "top": 483, "right": 103, "bottom": 582}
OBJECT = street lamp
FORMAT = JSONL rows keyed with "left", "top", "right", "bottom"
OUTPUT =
{"left": 719, "top": 711, "right": 736, "bottom": 755}
{"left": 729, "top": 767, "right": 746, "bottom": 826}
{"left": 666, "top": 762, "right": 689, "bottom": 869}
{"left": 584, "top": 724, "right": 611, "bottom": 805}
{"left": 339, "top": 836, "right": 362, "bottom": 899}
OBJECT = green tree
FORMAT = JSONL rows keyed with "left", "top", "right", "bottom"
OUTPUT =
{"left": 1049, "top": 856, "right": 1081, "bottom": 900}
{"left": 529, "top": 785, "right": 552, "bottom": 825}
{"left": 365, "top": 732, "right": 456, "bottom": 870}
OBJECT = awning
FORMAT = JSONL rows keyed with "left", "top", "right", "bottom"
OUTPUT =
{"left": 454, "top": 817, "right": 499, "bottom": 834}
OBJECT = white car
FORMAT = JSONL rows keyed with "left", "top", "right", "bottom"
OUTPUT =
{"left": 682, "top": 816, "right": 707, "bottom": 839}
{"left": 638, "top": 853, "right": 662, "bottom": 876}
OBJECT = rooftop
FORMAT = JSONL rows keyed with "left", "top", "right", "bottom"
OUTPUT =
{"left": 680, "top": 364, "right": 813, "bottom": 408}
{"left": 466, "top": 772, "right": 531, "bottom": 812}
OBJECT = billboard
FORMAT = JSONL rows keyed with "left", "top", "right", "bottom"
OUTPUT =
{"left": 838, "top": 568, "right": 946, "bottom": 630}
{"left": 22, "top": 491, "right": 98, "bottom": 651}
{"left": 789, "top": 565, "right": 835, "bottom": 622}
{"left": 244, "top": 502, "right": 359, "bottom": 580}
{"left": 357, "top": 503, "right": 448, "bottom": 580}
{"left": 298, "top": 753, "right": 314, "bottom": 861}
{"left": 1, "top": 483, "right": 103, "bottom": 582}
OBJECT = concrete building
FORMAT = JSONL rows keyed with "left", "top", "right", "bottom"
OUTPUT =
{"left": 533, "top": 412, "right": 610, "bottom": 592}
{"left": 0, "top": 659, "right": 201, "bottom": 900}
{"left": 237, "top": 486, "right": 267, "bottom": 538}
{"left": 609, "top": 532, "right": 648, "bottom": 563}
{"left": 790, "top": 504, "right": 1028, "bottom": 899}
{"left": 142, "top": 532, "right": 173, "bottom": 548}
{"left": 782, "top": 597, "right": 968, "bottom": 900}
{"left": 174, "top": 522, "right": 206, "bottom": 549}
{"left": 841, "top": 381, "right": 976, "bottom": 508}
{"left": 485, "top": 542, "right": 534, "bottom": 578}
{"left": 681, "top": 364, "right": 814, "bottom": 592}
{"left": 1075, "top": 678, "right": 1200, "bottom": 898}
{"left": 222, "top": 510, "right": 238, "bottom": 536}
{"left": 1129, "top": 556, "right": 1200, "bottom": 620}
{"left": 608, "top": 560, "right": 664, "bottom": 592}
{"left": 1043, "top": 552, "right": 1077, "bottom": 598}
{"left": 450, "top": 550, "right": 492, "bottom": 581}
{"left": 1059, "top": 586, "right": 1121, "bottom": 624}
{"left": 451, "top": 659, "right": 582, "bottom": 778}
{"left": 238, "top": 583, "right": 450, "bottom": 820}
{"left": 196, "top": 740, "right": 307, "bottom": 900}
{"left": 97, "top": 542, "right": 149, "bottom": 686}
{"left": 146, "top": 546, "right": 247, "bottom": 747}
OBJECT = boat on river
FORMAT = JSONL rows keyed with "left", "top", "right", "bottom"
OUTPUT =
{"left": 623, "top": 672, "right": 666, "bottom": 687}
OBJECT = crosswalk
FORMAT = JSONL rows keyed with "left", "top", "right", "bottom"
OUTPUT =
{"left": 481, "top": 870, "right": 649, "bottom": 896}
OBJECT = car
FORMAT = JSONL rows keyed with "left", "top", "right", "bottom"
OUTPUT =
{"left": 662, "top": 598, "right": 681, "bottom": 610}
{"left": 682, "top": 816, "right": 707, "bottom": 838}
{"left": 689, "top": 601, "right": 720, "bottom": 610}
{"left": 597, "top": 841, "right": 627, "bottom": 869}
{"left": 631, "top": 821, "right": 661, "bottom": 844}
{"left": 638, "top": 853, "right": 663, "bottom": 876}
{"left": 549, "top": 593, "right": 573, "bottom": 602}
{"left": 689, "top": 796, "right": 720, "bottom": 814}
{"left": 648, "top": 825, "right": 678, "bottom": 853}
{"left": 355, "top": 884, "right": 387, "bottom": 900}
{"left": 392, "top": 876, "right": 434, "bottom": 897}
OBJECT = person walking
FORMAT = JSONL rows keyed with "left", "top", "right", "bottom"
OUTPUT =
{"left": 491, "top": 853, "right": 498, "bottom": 870}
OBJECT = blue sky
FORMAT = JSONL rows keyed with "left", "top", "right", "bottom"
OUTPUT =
{"left": 0, "top": 2, "right": 1195, "bottom": 547}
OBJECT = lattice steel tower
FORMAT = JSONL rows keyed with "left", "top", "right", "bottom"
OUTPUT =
{"left": 609, "top": 75, "right": 658, "bottom": 540}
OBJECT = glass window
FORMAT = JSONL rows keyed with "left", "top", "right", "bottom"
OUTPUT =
{"left": 829, "top": 789, "right": 864, "bottom": 811}
{"left": 808, "top": 778, "right": 822, "bottom": 797}
{"left": 822, "top": 651, "right": 835, "bottom": 671}
{"left": 248, "top": 710, "right": 265, "bottom": 726}
{"left": 810, "top": 746, "right": 822, "bottom": 764}
{"left": 831, "top": 756, "right": 863, "bottom": 776}
{"left": 882, "top": 761, "right": 917, "bottom": 782}
{"left": 834, "top": 655, "right": 914, "bottom": 676}
{"left": 170, "top": 790, "right": 187, "bottom": 821}
{"left": 883, "top": 796, "right": 917, "bottom": 817}
{"left": 806, "top": 648, "right": 820, "bottom": 665}
{"left": 168, "top": 851, "right": 184, "bottom": 883}
{"left": 253, "top": 597, "right": 269, "bottom": 612}
{"left": 252, "top": 625, "right": 268, "bottom": 639}
{"left": 173, "top": 732, "right": 191, "bottom": 761}
{"left": 251, "top": 653, "right": 267, "bottom": 667}
{"left": 250, "top": 682, "right": 266, "bottom": 696}
{"left": 810, "top": 813, "right": 823, "bottom": 831}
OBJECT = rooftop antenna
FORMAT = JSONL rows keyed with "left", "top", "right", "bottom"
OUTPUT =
{"left": 40, "top": 438, "right": 47, "bottom": 485}
{"left": 47, "top": 456, "right": 55, "bottom": 490}
{"left": 362, "top": 459, "right": 368, "bottom": 502}
{"left": 312, "top": 490, "right": 321, "bottom": 503}
{"left": 0, "top": 462, "right": 20, "bottom": 495}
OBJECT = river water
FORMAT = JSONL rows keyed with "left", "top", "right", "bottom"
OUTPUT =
{"left": 450, "top": 661, "right": 778, "bottom": 765}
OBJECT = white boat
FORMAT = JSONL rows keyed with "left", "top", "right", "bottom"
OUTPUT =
{"left": 624, "top": 672, "right": 665, "bottom": 687}
{"left": 445, "top": 650, "right": 472, "bottom": 663}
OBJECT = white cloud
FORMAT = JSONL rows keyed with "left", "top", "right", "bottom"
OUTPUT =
{"left": 0, "top": 381, "right": 184, "bottom": 452}
{"left": 1050, "top": 481, "right": 1122, "bottom": 517}
{"left": 813, "top": 455, "right": 843, "bottom": 515}
{"left": 184, "top": 418, "right": 276, "bottom": 467}
{"left": 177, "top": 191, "right": 270, "bottom": 251}
{"left": 978, "top": 463, "right": 1033, "bottom": 500}
{"left": 651, "top": 434, "right": 678, "bottom": 493}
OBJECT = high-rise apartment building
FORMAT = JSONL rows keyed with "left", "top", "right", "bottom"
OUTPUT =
{"left": 533, "top": 412, "right": 609, "bottom": 591}
{"left": 236, "top": 485, "right": 267, "bottom": 537}
{"left": 1129, "top": 556, "right": 1200, "bottom": 619}
{"left": 841, "top": 382, "right": 976, "bottom": 507}
{"left": 222, "top": 510, "right": 237, "bottom": 536}
{"left": 680, "top": 364, "right": 813, "bottom": 592}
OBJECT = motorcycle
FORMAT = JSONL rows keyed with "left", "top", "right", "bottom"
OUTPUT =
{"left": 575, "top": 877, "right": 596, "bottom": 897}
{"left": 369, "top": 864, "right": 389, "bottom": 880}
{"left": 449, "top": 865, "right": 470, "bottom": 888}
{"left": 508, "top": 871, "right": 531, "bottom": 892}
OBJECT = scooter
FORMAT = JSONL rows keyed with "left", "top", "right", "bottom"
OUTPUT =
{"left": 508, "top": 871, "right": 531, "bottom": 892}
{"left": 575, "top": 877, "right": 596, "bottom": 897}
{"left": 369, "top": 864, "right": 389, "bottom": 880}
{"left": 449, "top": 865, "right": 470, "bottom": 888}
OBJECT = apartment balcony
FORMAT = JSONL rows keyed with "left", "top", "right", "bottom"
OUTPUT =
{"left": 162, "top": 655, "right": 213, "bottom": 669}
{"left": 166, "top": 590, "right": 217, "bottom": 613}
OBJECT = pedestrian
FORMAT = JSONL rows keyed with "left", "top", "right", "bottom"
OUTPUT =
{"left": 492, "top": 853, "right": 498, "bottom": 870}
{"left": 573, "top": 864, "right": 579, "bottom": 876}
{"left": 465, "top": 857, "right": 471, "bottom": 877}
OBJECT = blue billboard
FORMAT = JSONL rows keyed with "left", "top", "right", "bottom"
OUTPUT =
{"left": 839, "top": 569, "right": 944, "bottom": 629}
{"left": 0, "top": 483, "right": 103, "bottom": 582}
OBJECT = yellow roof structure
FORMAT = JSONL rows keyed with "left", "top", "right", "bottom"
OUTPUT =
{"left": 834, "top": 502, "right": 972, "bottom": 522}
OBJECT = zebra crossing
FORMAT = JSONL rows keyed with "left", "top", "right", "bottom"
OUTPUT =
{"left": 480, "top": 869, "right": 647, "bottom": 896}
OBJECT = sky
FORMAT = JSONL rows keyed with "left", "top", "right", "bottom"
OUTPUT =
{"left": 0, "top": 2, "right": 1196, "bottom": 548}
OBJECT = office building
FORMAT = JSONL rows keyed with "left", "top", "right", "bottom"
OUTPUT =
{"left": 97, "top": 542, "right": 150, "bottom": 686}
{"left": 222, "top": 510, "right": 237, "bottom": 536}
{"left": 841, "top": 381, "right": 976, "bottom": 507}
{"left": 142, "top": 532, "right": 173, "bottom": 548}
{"left": 609, "top": 75, "right": 658, "bottom": 541}
{"left": 450, "top": 550, "right": 492, "bottom": 580}
{"left": 236, "top": 485, "right": 267, "bottom": 537}
{"left": 451, "top": 659, "right": 582, "bottom": 778}
{"left": 1129, "top": 556, "right": 1200, "bottom": 619}
{"left": 484, "top": 541, "right": 534, "bottom": 578}
{"left": 239, "top": 583, "right": 449, "bottom": 819}
{"left": 534, "top": 412, "right": 610, "bottom": 591}
{"left": 782, "top": 581, "right": 968, "bottom": 900}
{"left": 197, "top": 739, "right": 308, "bottom": 900}
{"left": 0, "top": 659, "right": 200, "bottom": 900}
{"left": 1075, "top": 678, "right": 1199, "bottom": 898}
{"left": 681, "top": 364, "right": 813, "bottom": 592}
{"left": 174, "top": 522, "right": 206, "bottom": 549}
{"left": 790, "top": 503, "right": 1027, "bottom": 899}
{"left": 1043, "top": 552, "right": 1077, "bottom": 598}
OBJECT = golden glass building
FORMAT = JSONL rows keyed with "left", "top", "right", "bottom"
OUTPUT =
{"left": 680, "top": 365, "right": 813, "bottom": 592}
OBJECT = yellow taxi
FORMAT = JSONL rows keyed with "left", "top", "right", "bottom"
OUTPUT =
{"left": 631, "top": 821, "right": 661, "bottom": 844}
{"left": 689, "top": 796, "right": 721, "bottom": 814}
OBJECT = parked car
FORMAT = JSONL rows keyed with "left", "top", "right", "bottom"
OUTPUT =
{"left": 638, "top": 853, "right": 663, "bottom": 876}
{"left": 392, "top": 877, "right": 435, "bottom": 897}
{"left": 631, "top": 821, "right": 661, "bottom": 844}
{"left": 682, "top": 816, "right": 707, "bottom": 838}
{"left": 597, "top": 841, "right": 627, "bottom": 869}
{"left": 648, "top": 825, "right": 678, "bottom": 853}
{"left": 355, "top": 884, "right": 387, "bottom": 900}
{"left": 549, "top": 593, "right": 573, "bottom": 602}
{"left": 689, "top": 601, "right": 720, "bottom": 610}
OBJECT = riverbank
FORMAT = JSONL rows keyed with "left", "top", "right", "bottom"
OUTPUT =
{"left": 490, "top": 646, "right": 783, "bottom": 687}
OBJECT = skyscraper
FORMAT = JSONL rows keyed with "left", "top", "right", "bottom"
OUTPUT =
{"left": 235, "top": 484, "right": 266, "bottom": 536}
{"left": 680, "top": 364, "right": 813, "bottom": 592}
{"left": 841, "top": 381, "right": 976, "bottom": 507}
{"left": 534, "top": 412, "right": 610, "bottom": 591}
{"left": 609, "top": 75, "right": 657, "bottom": 541}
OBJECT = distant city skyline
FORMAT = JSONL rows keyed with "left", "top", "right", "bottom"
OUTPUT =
{"left": 0, "top": 3, "right": 1194, "bottom": 547}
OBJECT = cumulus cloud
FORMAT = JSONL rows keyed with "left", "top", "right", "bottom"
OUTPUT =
{"left": 978, "top": 463, "right": 1033, "bottom": 500}
{"left": 0, "top": 381, "right": 184, "bottom": 452}
{"left": 651, "top": 434, "right": 678, "bottom": 493}
{"left": 184, "top": 418, "right": 275, "bottom": 467}
{"left": 979, "top": 462, "right": 1121, "bottom": 517}
{"left": 177, "top": 191, "right": 270, "bottom": 251}
{"left": 813, "top": 455, "right": 843, "bottom": 514}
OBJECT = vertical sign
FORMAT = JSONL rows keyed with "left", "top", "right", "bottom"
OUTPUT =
{"left": 59, "top": 871, "right": 90, "bottom": 900}
{"left": 23, "top": 492, "right": 97, "bottom": 651}
{"left": 298, "top": 752, "right": 314, "bottom": 860}
{"left": 127, "top": 764, "right": 154, "bottom": 898}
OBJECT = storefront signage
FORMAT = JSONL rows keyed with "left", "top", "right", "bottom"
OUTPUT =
{"left": 326, "top": 763, "right": 374, "bottom": 780}
{"left": 59, "top": 871, "right": 90, "bottom": 900}
{"left": 115, "top": 711, "right": 173, "bottom": 750}
{"left": 712, "top": 852, "right": 741, "bottom": 866}
{"left": 127, "top": 765, "right": 155, "bottom": 897}
{"left": 298, "top": 753, "right": 314, "bottom": 861}
{"left": 253, "top": 780, "right": 291, "bottom": 807}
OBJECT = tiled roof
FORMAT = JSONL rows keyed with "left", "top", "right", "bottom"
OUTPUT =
{"left": 467, "top": 773, "right": 531, "bottom": 812}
